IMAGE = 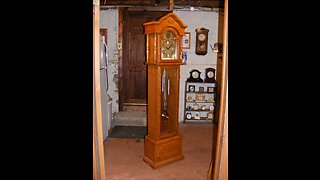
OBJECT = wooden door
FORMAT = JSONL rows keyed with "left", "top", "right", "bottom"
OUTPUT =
{"left": 120, "top": 10, "right": 168, "bottom": 111}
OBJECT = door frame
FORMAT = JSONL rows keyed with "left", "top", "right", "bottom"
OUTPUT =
{"left": 118, "top": 8, "right": 168, "bottom": 111}
{"left": 93, "top": 1, "right": 106, "bottom": 179}
{"left": 210, "top": 0, "right": 228, "bottom": 179}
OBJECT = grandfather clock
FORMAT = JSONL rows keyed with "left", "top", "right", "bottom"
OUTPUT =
{"left": 143, "top": 13, "right": 187, "bottom": 169}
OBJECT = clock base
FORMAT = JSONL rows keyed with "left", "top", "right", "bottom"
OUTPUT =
{"left": 143, "top": 133, "right": 184, "bottom": 169}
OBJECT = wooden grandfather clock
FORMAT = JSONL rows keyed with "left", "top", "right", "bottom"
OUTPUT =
{"left": 143, "top": 13, "right": 187, "bottom": 169}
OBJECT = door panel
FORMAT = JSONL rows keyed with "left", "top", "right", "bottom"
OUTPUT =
{"left": 120, "top": 10, "right": 168, "bottom": 110}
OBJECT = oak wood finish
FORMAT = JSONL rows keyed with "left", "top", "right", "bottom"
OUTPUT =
{"left": 212, "top": 0, "right": 228, "bottom": 179}
{"left": 143, "top": 12, "right": 187, "bottom": 168}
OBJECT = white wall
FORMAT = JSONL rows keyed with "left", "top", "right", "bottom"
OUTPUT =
{"left": 100, "top": 9, "right": 219, "bottom": 122}
{"left": 100, "top": 9, "right": 119, "bottom": 117}
{"left": 174, "top": 10, "right": 219, "bottom": 123}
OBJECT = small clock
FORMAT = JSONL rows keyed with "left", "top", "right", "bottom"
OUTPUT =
{"left": 207, "top": 98, "right": 215, "bottom": 102}
{"left": 207, "top": 87, "right": 214, "bottom": 93}
{"left": 186, "top": 112, "right": 192, "bottom": 119}
{"left": 206, "top": 113, "right": 213, "bottom": 120}
{"left": 188, "top": 85, "right": 195, "bottom": 92}
{"left": 199, "top": 87, "right": 205, "bottom": 93}
{"left": 187, "top": 69, "right": 203, "bottom": 82}
{"left": 204, "top": 67, "right": 216, "bottom": 83}
{"left": 194, "top": 112, "right": 201, "bottom": 120}
{"left": 187, "top": 96, "right": 194, "bottom": 102}
{"left": 209, "top": 105, "right": 214, "bottom": 111}
{"left": 195, "top": 28, "right": 209, "bottom": 55}
{"left": 192, "top": 103, "right": 199, "bottom": 110}
{"left": 201, "top": 105, "right": 207, "bottom": 111}
{"left": 195, "top": 94, "right": 206, "bottom": 102}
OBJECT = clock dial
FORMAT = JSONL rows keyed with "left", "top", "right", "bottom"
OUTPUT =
{"left": 186, "top": 113, "right": 192, "bottom": 119}
{"left": 193, "top": 103, "right": 199, "bottom": 110}
{"left": 161, "top": 31, "right": 177, "bottom": 60}
{"left": 207, "top": 71, "right": 214, "bottom": 78}
{"left": 198, "top": 34, "right": 206, "bottom": 41}
{"left": 192, "top": 71, "right": 199, "bottom": 78}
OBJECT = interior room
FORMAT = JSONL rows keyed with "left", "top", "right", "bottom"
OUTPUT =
{"left": 93, "top": 0, "right": 228, "bottom": 179}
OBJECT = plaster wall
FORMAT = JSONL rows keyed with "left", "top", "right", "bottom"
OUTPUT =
{"left": 100, "top": 9, "right": 119, "bottom": 117}
{"left": 174, "top": 10, "right": 219, "bottom": 123}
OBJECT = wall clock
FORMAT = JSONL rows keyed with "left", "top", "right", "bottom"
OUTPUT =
{"left": 204, "top": 67, "right": 216, "bottom": 83}
{"left": 187, "top": 69, "right": 203, "bottom": 82}
{"left": 195, "top": 28, "right": 209, "bottom": 55}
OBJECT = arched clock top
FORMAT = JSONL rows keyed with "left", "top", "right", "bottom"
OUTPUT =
{"left": 143, "top": 12, "right": 187, "bottom": 36}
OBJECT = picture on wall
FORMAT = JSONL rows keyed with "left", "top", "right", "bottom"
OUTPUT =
{"left": 182, "top": 32, "right": 190, "bottom": 49}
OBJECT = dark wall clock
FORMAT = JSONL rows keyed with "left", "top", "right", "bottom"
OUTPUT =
{"left": 204, "top": 67, "right": 216, "bottom": 83}
{"left": 187, "top": 69, "right": 203, "bottom": 82}
{"left": 195, "top": 28, "right": 209, "bottom": 55}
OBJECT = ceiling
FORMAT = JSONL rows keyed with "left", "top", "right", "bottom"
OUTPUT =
{"left": 101, "top": 0, "right": 224, "bottom": 10}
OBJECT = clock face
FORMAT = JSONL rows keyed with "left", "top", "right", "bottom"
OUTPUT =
{"left": 198, "top": 34, "right": 206, "bottom": 41}
{"left": 192, "top": 71, "right": 199, "bottom": 79}
{"left": 207, "top": 71, "right": 214, "bottom": 78}
{"left": 193, "top": 103, "right": 199, "bottom": 110}
{"left": 161, "top": 31, "right": 177, "bottom": 60}
{"left": 186, "top": 113, "right": 192, "bottom": 119}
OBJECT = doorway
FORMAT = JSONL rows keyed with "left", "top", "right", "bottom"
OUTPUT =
{"left": 119, "top": 10, "right": 168, "bottom": 112}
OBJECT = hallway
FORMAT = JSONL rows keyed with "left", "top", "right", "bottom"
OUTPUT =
{"left": 104, "top": 123, "right": 217, "bottom": 180}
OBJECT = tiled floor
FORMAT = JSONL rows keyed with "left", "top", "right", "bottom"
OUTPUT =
{"left": 104, "top": 123, "right": 217, "bottom": 180}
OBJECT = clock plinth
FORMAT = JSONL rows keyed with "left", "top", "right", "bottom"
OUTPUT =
{"left": 143, "top": 134, "right": 184, "bottom": 169}
{"left": 143, "top": 13, "right": 187, "bottom": 169}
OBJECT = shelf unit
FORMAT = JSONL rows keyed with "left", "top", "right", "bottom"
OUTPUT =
{"left": 183, "top": 81, "right": 217, "bottom": 123}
